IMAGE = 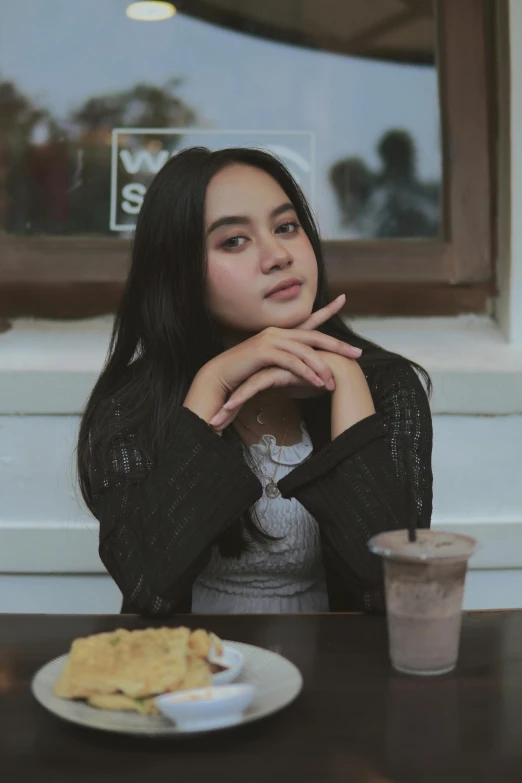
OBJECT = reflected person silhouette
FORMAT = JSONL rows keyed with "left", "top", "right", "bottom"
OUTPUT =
{"left": 329, "top": 128, "right": 440, "bottom": 239}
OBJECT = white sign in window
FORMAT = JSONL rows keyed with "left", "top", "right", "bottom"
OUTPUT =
{"left": 110, "top": 129, "right": 315, "bottom": 232}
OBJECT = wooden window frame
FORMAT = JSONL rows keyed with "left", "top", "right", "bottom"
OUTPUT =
{"left": 0, "top": 0, "right": 496, "bottom": 319}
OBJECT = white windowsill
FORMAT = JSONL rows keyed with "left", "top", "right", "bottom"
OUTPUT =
{"left": 0, "top": 516, "right": 520, "bottom": 573}
{"left": 351, "top": 314, "right": 522, "bottom": 415}
{"left": 0, "top": 314, "right": 521, "bottom": 415}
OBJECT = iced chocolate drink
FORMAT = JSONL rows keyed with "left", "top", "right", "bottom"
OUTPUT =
{"left": 368, "top": 530, "right": 477, "bottom": 676}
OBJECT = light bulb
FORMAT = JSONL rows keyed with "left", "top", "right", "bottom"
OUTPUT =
{"left": 126, "top": 2, "right": 176, "bottom": 21}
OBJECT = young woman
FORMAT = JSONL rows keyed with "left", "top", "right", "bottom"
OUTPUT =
{"left": 77, "top": 147, "right": 433, "bottom": 617}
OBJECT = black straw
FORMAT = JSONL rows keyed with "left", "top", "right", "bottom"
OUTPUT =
{"left": 405, "top": 447, "right": 417, "bottom": 542}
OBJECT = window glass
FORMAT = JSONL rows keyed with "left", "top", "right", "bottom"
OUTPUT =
{"left": 0, "top": 0, "right": 441, "bottom": 240}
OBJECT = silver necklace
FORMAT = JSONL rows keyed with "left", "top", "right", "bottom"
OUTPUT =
{"left": 238, "top": 409, "right": 288, "bottom": 498}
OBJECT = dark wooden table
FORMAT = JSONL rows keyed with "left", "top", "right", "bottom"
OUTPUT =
{"left": 1, "top": 611, "right": 522, "bottom": 782}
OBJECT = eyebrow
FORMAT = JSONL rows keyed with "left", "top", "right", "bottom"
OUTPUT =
{"left": 207, "top": 201, "right": 296, "bottom": 235}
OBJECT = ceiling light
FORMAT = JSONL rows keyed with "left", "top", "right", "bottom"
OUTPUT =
{"left": 126, "top": 2, "right": 176, "bottom": 21}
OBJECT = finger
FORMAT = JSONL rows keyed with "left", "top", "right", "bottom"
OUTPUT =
{"left": 210, "top": 370, "right": 283, "bottom": 429}
{"left": 223, "top": 369, "right": 297, "bottom": 412}
{"left": 273, "top": 338, "right": 336, "bottom": 390}
{"left": 210, "top": 404, "right": 242, "bottom": 432}
{"left": 211, "top": 371, "right": 293, "bottom": 428}
{"left": 276, "top": 328, "right": 361, "bottom": 359}
{"left": 262, "top": 348, "right": 326, "bottom": 389}
{"left": 299, "top": 294, "right": 346, "bottom": 331}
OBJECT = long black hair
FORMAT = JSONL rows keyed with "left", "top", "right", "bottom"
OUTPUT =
{"left": 77, "top": 146, "right": 430, "bottom": 555}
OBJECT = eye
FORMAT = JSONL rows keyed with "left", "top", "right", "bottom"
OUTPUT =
{"left": 221, "top": 235, "right": 248, "bottom": 250}
{"left": 276, "top": 221, "right": 300, "bottom": 235}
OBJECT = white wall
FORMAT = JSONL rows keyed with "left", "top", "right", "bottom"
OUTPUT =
{"left": 2, "top": 413, "right": 522, "bottom": 539}
{"left": 1, "top": 409, "right": 521, "bottom": 613}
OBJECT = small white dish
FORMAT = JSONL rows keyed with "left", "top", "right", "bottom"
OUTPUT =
{"left": 210, "top": 645, "right": 244, "bottom": 686}
{"left": 155, "top": 684, "right": 256, "bottom": 732}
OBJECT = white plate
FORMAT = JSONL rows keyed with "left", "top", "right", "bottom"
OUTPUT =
{"left": 211, "top": 644, "right": 244, "bottom": 685}
{"left": 31, "top": 640, "right": 303, "bottom": 737}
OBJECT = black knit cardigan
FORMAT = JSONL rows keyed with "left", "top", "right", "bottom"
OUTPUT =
{"left": 89, "top": 360, "right": 433, "bottom": 616}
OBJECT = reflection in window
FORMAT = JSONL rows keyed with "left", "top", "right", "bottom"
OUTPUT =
{"left": 0, "top": 0, "right": 441, "bottom": 240}
{"left": 330, "top": 129, "right": 441, "bottom": 239}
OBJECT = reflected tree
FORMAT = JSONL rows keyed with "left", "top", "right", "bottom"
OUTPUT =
{"left": 72, "top": 78, "right": 196, "bottom": 132}
{"left": 329, "top": 129, "right": 440, "bottom": 239}
{"left": 0, "top": 79, "right": 67, "bottom": 234}
{"left": 0, "top": 77, "right": 199, "bottom": 235}
{"left": 68, "top": 78, "right": 199, "bottom": 234}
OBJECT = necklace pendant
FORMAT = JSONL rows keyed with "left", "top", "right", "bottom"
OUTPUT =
{"left": 265, "top": 480, "right": 281, "bottom": 499}
{"left": 256, "top": 410, "right": 266, "bottom": 425}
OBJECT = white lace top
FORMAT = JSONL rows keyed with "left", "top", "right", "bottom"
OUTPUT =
{"left": 192, "top": 422, "right": 329, "bottom": 614}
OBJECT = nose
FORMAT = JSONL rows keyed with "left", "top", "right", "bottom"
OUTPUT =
{"left": 259, "top": 233, "right": 293, "bottom": 274}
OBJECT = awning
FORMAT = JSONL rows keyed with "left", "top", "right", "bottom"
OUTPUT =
{"left": 181, "top": 0, "right": 436, "bottom": 65}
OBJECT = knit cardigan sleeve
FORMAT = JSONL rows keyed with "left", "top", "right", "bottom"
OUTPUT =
{"left": 90, "top": 405, "right": 262, "bottom": 616}
{"left": 277, "top": 361, "right": 433, "bottom": 613}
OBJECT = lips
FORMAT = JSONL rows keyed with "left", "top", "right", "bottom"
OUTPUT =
{"left": 265, "top": 278, "right": 302, "bottom": 298}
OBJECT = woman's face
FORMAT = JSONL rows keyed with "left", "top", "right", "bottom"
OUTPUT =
{"left": 205, "top": 163, "right": 318, "bottom": 335}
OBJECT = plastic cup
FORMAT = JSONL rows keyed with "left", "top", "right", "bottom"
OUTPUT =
{"left": 368, "top": 529, "right": 477, "bottom": 676}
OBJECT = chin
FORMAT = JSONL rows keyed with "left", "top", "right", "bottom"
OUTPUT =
{"left": 221, "top": 295, "right": 315, "bottom": 334}
{"left": 261, "top": 302, "right": 313, "bottom": 330}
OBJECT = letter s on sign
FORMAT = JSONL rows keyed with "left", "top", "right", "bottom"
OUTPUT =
{"left": 121, "top": 183, "right": 146, "bottom": 215}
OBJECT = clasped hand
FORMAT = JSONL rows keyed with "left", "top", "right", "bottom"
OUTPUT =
{"left": 205, "top": 294, "right": 362, "bottom": 432}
